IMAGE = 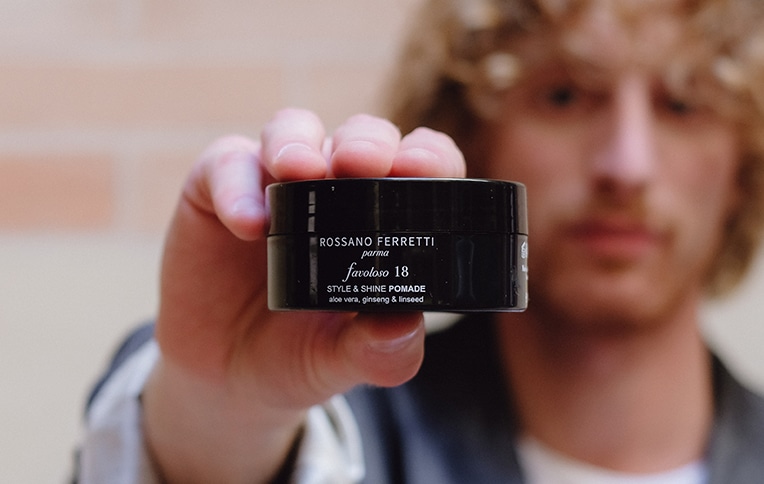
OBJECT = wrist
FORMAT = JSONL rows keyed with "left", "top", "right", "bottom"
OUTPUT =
{"left": 142, "top": 356, "right": 306, "bottom": 483}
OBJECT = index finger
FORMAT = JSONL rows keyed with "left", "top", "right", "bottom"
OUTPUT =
{"left": 389, "top": 127, "right": 466, "bottom": 178}
{"left": 260, "top": 108, "right": 329, "bottom": 181}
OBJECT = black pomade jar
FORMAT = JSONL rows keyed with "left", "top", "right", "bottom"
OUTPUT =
{"left": 267, "top": 178, "right": 528, "bottom": 312}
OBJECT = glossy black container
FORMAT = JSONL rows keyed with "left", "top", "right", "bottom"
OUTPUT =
{"left": 267, "top": 178, "right": 528, "bottom": 312}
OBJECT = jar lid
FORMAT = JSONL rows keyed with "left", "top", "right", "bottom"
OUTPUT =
{"left": 268, "top": 178, "right": 527, "bottom": 235}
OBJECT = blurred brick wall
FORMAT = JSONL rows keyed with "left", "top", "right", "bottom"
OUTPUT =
{"left": 0, "top": 0, "right": 423, "bottom": 235}
{"left": 0, "top": 1, "right": 424, "bottom": 482}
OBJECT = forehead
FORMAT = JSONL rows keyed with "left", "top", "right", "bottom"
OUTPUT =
{"left": 526, "top": 2, "right": 695, "bottom": 74}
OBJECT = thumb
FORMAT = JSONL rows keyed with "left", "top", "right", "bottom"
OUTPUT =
{"left": 338, "top": 312, "right": 426, "bottom": 389}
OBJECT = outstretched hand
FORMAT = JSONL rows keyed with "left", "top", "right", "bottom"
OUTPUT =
{"left": 142, "top": 109, "right": 466, "bottom": 482}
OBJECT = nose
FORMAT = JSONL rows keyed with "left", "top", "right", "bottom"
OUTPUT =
{"left": 592, "top": 75, "right": 657, "bottom": 195}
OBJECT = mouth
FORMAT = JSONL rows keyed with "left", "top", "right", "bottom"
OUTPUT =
{"left": 565, "top": 217, "right": 666, "bottom": 261}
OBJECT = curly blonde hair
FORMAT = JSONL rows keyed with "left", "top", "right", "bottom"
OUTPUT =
{"left": 382, "top": 0, "right": 764, "bottom": 296}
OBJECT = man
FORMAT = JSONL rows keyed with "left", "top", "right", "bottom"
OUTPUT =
{"left": 77, "top": 0, "right": 764, "bottom": 482}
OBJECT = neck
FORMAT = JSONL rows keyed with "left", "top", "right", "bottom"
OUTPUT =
{"left": 497, "top": 297, "right": 713, "bottom": 473}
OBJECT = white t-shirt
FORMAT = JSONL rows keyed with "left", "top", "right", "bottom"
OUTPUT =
{"left": 516, "top": 435, "right": 708, "bottom": 484}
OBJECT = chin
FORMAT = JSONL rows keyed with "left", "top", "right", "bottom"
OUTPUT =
{"left": 530, "top": 275, "right": 680, "bottom": 336}
{"left": 565, "top": 303, "right": 662, "bottom": 335}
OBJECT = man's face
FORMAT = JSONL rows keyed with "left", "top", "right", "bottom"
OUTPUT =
{"left": 482, "top": 17, "right": 742, "bottom": 331}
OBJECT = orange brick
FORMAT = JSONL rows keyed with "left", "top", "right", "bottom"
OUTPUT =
{"left": 0, "top": 153, "right": 115, "bottom": 231}
{"left": 126, "top": 150, "right": 198, "bottom": 234}
{"left": 140, "top": 0, "right": 424, "bottom": 49}
{"left": 0, "top": 62, "right": 286, "bottom": 130}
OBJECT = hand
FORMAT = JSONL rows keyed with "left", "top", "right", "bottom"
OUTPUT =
{"left": 142, "top": 108, "right": 466, "bottom": 482}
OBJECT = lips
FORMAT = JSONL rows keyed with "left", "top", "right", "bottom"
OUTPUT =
{"left": 564, "top": 217, "right": 666, "bottom": 261}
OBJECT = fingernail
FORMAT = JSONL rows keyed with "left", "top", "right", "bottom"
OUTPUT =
{"left": 368, "top": 326, "right": 422, "bottom": 354}
{"left": 231, "top": 197, "right": 260, "bottom": 218}
{"left": 275, "top": 142, "right": 314, "bottom": 163}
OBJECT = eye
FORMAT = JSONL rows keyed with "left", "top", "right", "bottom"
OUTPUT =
{"left": 664, "top": 97, "right": 695, "bottom": 116}
{"left": 543, "top": 84, "right": 579, "bottom": 108}
{"left": 656, "top": 89, "right": 707, "bottom": 120}
{"left": 517, "top": 69, "right": 601, "bottom": 119}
